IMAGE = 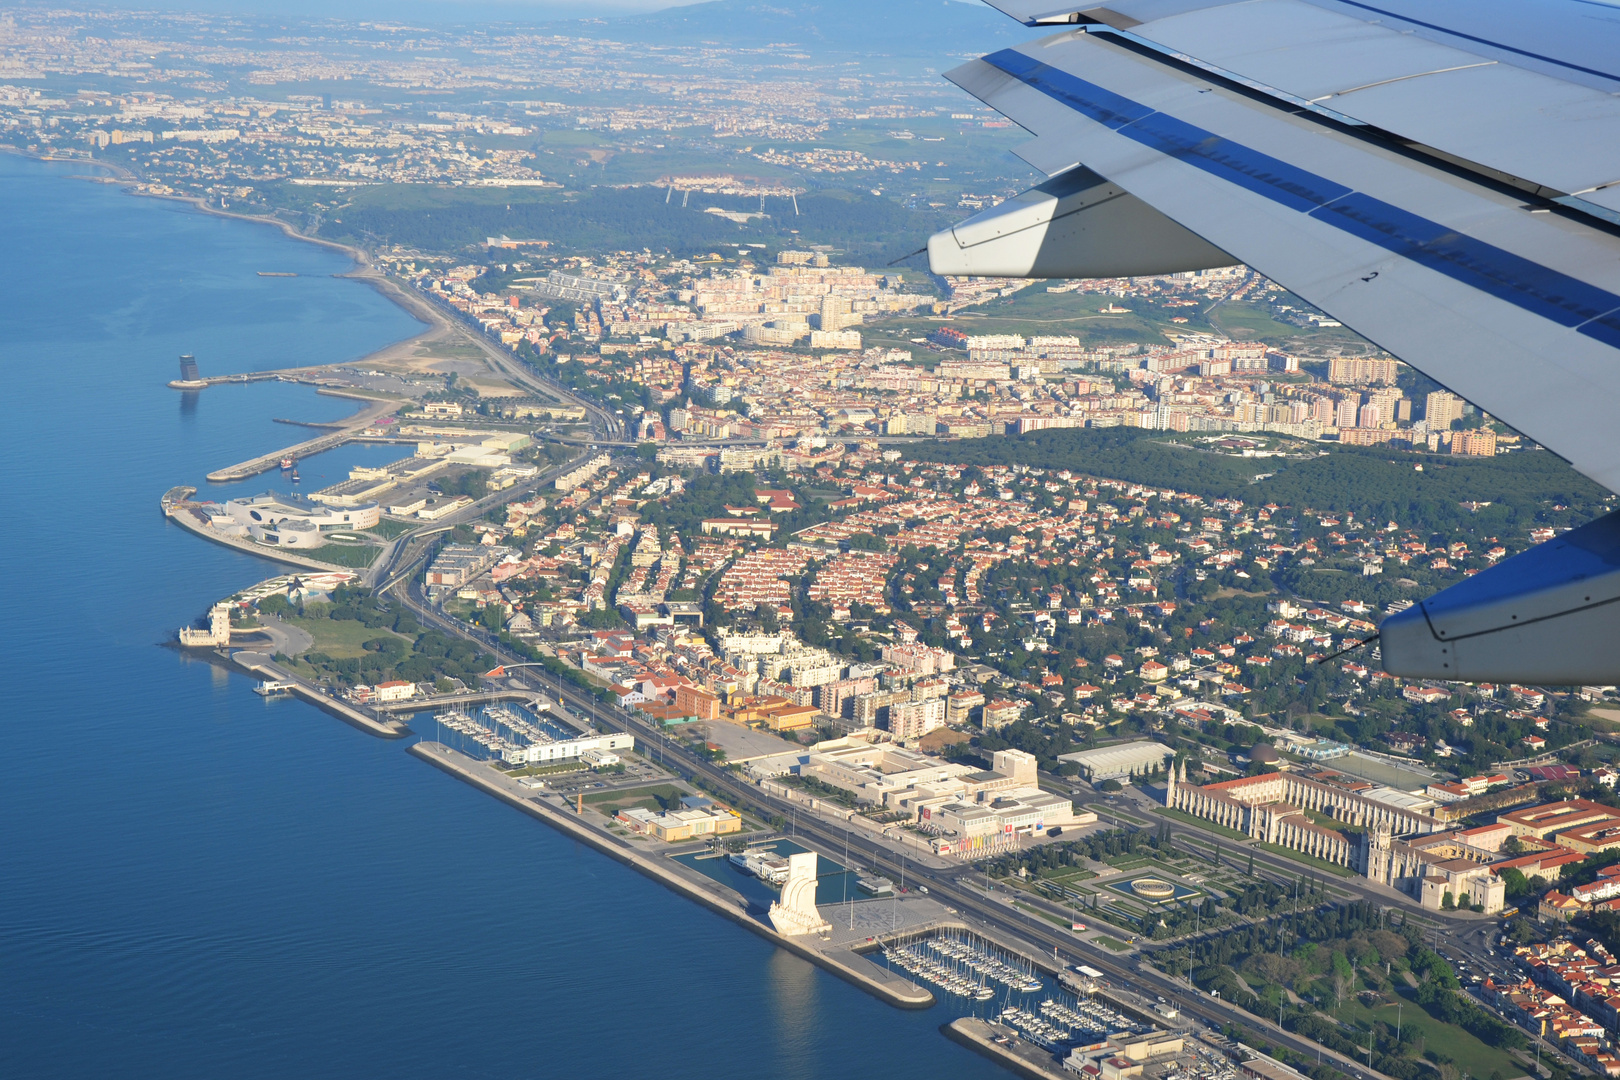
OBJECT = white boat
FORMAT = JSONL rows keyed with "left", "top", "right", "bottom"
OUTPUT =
{"left": 748, "top": 852, "right": 791, "bottom": 885}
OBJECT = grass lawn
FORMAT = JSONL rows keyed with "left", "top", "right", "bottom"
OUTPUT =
{"left": 1094, "top": 935, "right": 1132, "bottom": 952}
{"left": 367, "top": 518, "right": 415, "bottom": 539}
{"left": 1300, "top": 807, "right": 1350, "bottom": 830}
{"left": 1014, "top": 900, "right": 1073, "bottom": 928}
{"left": 283, "top": 616, "right": 411, "bottom": 659}
{"left": 1106, "top": 855, "right": 1154, "bottom": 871}
{"left": 1154, "top": 806, "right": 1250, "bottom": 841}
{"left": 583, "top": 783, "right": 685, "bottom": 818}
{"left": 1334, "top": 989, "right": 1523, "bottom": 1080}
{"left": 951, "top": 287, "right": 1207, "bottom": 345}
{"left": 1328, "top": 752, "right": 1438, "bottom": 792}
{"left": 1256, "top": 841, "right": 1359, "bottom": 878}
{"left": 297, "top": 543, "right": 384, "bottom": 569}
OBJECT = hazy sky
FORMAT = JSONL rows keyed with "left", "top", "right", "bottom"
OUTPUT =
{"left": 59, "top": 0, "right": 755, "bottom": 22}
{"left": 57, "top": 0, "right": 993, "bottom": 27}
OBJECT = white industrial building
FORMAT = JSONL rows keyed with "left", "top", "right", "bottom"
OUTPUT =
{"left": 201, "top": 493, "right": 380, "bottom": 548}
{"left": 1059, "top": 740, "right": 1176, "bottom": 782}
{"left": 518, "top": 731, "right": 634, "bottom": 765}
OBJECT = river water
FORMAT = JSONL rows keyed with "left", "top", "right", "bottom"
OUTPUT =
{"left": 0, "top": 154, "right": 1005, "bottom": 1079}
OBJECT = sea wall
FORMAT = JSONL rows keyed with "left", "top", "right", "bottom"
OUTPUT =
{"left": 408, "top": 741, "right": 935, "bottom": 1010}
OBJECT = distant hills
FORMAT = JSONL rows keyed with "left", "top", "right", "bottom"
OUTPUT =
{"left": 553, "top": 0, "right": 1031, "bottom": 57}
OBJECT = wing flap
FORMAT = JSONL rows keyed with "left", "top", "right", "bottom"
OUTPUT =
{"left": 948, "top": 30, "right": 1620, "bottom": 490}
{"left": 979, "top": 0, "right": 1620, "bottom": 224}
{"left": 1130, "top": 0, "right": 1620, "bottom": 204}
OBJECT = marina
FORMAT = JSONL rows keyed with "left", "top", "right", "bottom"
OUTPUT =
{"left": 880, "top": 930, "right": 1156, "bottom": 1055}
{"left": 996, "top": 1006, "right": 1068, "bottom": 1050}
{"left": 993, "top": 997, "right": 1151, "bottom": 1051}
{"left": 881, "top": 931, "right": 1050, "bottom": 1001}
{"left": 419, "top": 701, "right": 622, "bottom": 767}
{"left": 924, "top": 932, "right": 1045, "bottom": 994}
{"left": 882, "top": 942, "right": 997, "bottom": 1001}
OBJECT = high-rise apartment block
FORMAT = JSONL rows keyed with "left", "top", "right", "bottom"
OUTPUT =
{"left": 1328, "top": 357, "right": 1400, "bottom": 385}
{"left": 888, "top": 697, "right": 945, "bottom": 740}
{"left": 1335, "top": 394, "right": 1361, "bottom": 429}
{"left": 1425, "top": 390, "right": 1466, "bottom": 429}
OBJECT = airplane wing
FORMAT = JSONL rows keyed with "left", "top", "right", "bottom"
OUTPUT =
{"left": 933, "top": 0, "right": 1620, "bottom": 684}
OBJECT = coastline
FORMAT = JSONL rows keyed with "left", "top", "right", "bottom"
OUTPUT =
{"left": 130, "top": 176, "right": 591, "bottom": 422}
{"left": 163, "top": 491, "right": 393, "bottom": 575}
{"left": 3, "top": 141, "right": 1002, "bottom": 1080}
{"left": 201, "top": 392, "right": 401, "bottom": 482}
{"left": 49, "top": 146, "right": 951, "bottom": 1025}
{"left": 18, "top": 148, "right": 603, "bottom": 431}
{"left": 408, "top": 740, "right": 940, "bottom": 1012}
{"left": 151, "top": 190, "right": 454, "bottom": 373}
{"left": 17, "top": 145, "right": 448, "bottom": 376}
{"left": 227, "top": 649, "right": 410, "bottom": 738}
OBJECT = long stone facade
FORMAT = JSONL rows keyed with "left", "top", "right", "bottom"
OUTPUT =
{"left": 1166, "top": 763, "right": 1505, "bottom": 913}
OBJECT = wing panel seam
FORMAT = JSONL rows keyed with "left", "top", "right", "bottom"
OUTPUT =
{"left": 1329, "top": 0, "right": 1620, "bottom": 88}
{"left": 981, "top": 47, "right": 1620, "bottom": 348}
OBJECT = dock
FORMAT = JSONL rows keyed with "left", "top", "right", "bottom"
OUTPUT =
{"left": 372, "top": 688, "right": 561, "bottom": 714}
{"left": 205, "top": 394, "right": 397, "bottom": 482}
{"left": 167, "top": 371, "right": 281, "bottom": 390}
{"left": 230, "top": 651, "right": 410, "bottom": 737}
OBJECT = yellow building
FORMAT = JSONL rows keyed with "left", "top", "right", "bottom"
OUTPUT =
{"left": 1556, "top": 820, "right": 1620, "bottom": 855}
{"left": 617, "top": 804, "right": 742, "bottom": 842}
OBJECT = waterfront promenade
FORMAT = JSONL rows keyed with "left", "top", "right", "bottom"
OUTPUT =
{"left": 229, "top": 650, "right": 409, "bottom": 739}
{"left": 410, "top": 740, "right": 939, "bottom": 1010}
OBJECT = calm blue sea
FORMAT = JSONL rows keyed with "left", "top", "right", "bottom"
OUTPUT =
{"left": 0, "top": 154, "right": 1005, "bottom": 1079}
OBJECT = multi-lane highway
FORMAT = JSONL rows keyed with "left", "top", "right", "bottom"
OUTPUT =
{"left": 359, "top": 447, "right": 1533, "bottom": 1080}
{"left": 399, "top": 277, "right": 627, "bottom": 442}
{"left": 375, "top": 556, "right": 1412, "bottom": 1079}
